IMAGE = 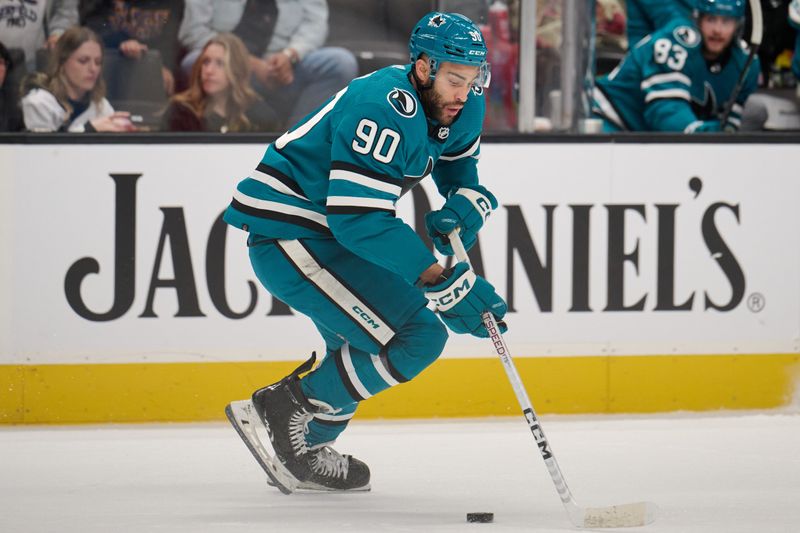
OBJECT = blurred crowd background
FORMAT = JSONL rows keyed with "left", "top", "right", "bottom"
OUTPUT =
{"left": 0, "top": 0, "right": 798, "bottom": 135}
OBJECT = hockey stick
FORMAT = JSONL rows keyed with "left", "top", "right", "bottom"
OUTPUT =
{"left": 448, "top": 230, "right": 657, "bottom": 528}
{"left": 720, "top": 0, "right": 763, "bottom": 129}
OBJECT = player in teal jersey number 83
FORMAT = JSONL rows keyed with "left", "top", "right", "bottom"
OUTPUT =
{"left": 593, "top": 0, "right": 759, "bottom": 132}
{"left": 222, "top": 12, "right": 506, "bottom": 493}
{"left": 790, "top": 0, "right": 800, "bottom": 87}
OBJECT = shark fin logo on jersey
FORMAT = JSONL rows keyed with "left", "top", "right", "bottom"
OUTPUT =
{"left": 471, "top": 85, "right": 484, "bottom": 96}
{"left": 691, "top": 81, "right": 718, "bottom": 119}
{"left": 429, "top": 14, "right": 445, "bottom": 27}
{"left": 673, "top": 26, "right": 700, "bottom": 48}
{"left": 387, "top": 88, "right": 417, "bottom": 118}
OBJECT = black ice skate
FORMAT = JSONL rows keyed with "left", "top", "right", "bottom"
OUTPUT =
{"left": 226, "top": 353, "right": 370, "bottom": 494}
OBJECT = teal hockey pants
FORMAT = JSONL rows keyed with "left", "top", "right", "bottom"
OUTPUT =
{"left": 248, "top": 236, "right": 448, "bottom": 446}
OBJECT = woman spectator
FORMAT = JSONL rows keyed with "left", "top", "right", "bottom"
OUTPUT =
{"left": 20, "top": 26, "right": 135, "bottom": 132}
{"left": 162, "top": 33, "right": 278, "bottom": 132}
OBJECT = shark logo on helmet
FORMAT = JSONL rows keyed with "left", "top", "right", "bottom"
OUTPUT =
{"left": 429, "top": 14, "right": 446, "bottom": 27}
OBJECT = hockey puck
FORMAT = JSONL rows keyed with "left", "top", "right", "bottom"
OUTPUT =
{"left": 466, "top": 512, "right": 494, "bottom": 523}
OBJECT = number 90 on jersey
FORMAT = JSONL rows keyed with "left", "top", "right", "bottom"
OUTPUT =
{"left": 352, "top": 119, "right": 401, "bottom": 164}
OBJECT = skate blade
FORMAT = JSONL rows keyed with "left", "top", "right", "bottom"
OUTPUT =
{"left": 225, "top": 400, "right": 299, "bottom": 495}
{"left": 266, "top": 478, "right": 371, "bottom": 493}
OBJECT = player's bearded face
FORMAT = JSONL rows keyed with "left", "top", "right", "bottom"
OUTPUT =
{"left": 699, "top": 15, "right": 738, "bottom": 58}
{"left": 420, "top": 87, "right": 463, "bottom": 126}
{"left": 420, "top": 62, "right": 479, "bottom": 125}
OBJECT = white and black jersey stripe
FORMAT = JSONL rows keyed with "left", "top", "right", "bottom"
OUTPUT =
{"left": 640, "top": 72, "right": 691, "bottom": 90}
{"left": 313, "top": 409, "right": 354, "bottom": 427}
{"left": 331, "top": 345, "right": 408, "bottom": 402}
{"left": 230, "top": 191, "right": 330, "bottom": 234}
{"left": 641, "top": 72, "right": 691, "bottom": 104}
{"left": 371, "top": 347, "right": 408, "bottom": 386}
{"left": 250, "top": 163, "right": 309, "bottom": 200}
{"left": 335, "top": 345, "right": 372, "bottom": 401}
{"left": 644, "top": 88, "right": 691, "bottom": 103}
{"left": 439, "top": 135, "right": 480, "bottom": 161}
{"left": 330, "top": 162, "right": 402, "bottom": 197}
{"left": 326, "top": 161, "right": 400, "bottom": 215}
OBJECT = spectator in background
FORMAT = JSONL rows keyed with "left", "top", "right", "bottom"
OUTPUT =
{"left": 162, "top": 33, "right": 278, "bottom": 132}
{"left": 20, "top": 26, "right": 136, "bottom": 131}
{"left": 0, "top": 41, "right": 24, "bottom": 131}
{"left": 81, "top": 0, "right": 184, "bottom": 96}
{"left": 626, "top": 0, "right": 693, "bottom": 46}
{"left": 179, "top": 0, "right": 357, "bottom": 127}
{"left": 592, "top": 0, "right": 759, "bottom": 132}
{"left": 597, "top": 0, "right": 627, "bottom": 52}
{"left": 0, "top": 0, "right": 79, "bottom": 71}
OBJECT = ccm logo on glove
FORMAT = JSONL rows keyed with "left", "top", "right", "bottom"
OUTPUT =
{"left": 425, "top": 268, "right": 476, "bottom": 311}
{"left": 423, "top": 262, "right": 507, "bottom": 338}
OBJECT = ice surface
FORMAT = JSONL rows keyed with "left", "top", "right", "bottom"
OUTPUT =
{"left": 1, "top": 413, "right": 798, "bottom": 532}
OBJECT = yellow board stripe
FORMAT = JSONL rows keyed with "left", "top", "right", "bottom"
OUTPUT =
{"left": 1, "top": 355, "right": 798, "bottom": 424}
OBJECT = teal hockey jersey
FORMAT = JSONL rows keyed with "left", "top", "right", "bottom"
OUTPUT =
{"left": 593, "top": 18, "right": 759, "bottom": 132}
{"left": 223, "top": 64, "right": 485, "bottom": 285}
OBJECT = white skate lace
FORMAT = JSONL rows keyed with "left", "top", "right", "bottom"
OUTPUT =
{"left": 287, "top": 410, "right": 313, "bottom": 456}
{"left": 309, "top": 446, "right": 350, "bottom": 479}
{"left": 287, "top": 398, "right": 338, "bottom": 458}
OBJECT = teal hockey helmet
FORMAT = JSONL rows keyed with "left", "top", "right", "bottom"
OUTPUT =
{"left": 695, "top": 0, "right": 746, "bottom": 19}
{"left": 409, "top": 12, "right": 491, "bottom": 88}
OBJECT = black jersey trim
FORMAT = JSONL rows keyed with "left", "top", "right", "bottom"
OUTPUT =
{"left": 380, "top": 347, "right": 409, "bottom": 383}
{"left": 326, "top": 205, "right": 396, "bottom": 215}
{"left": 254, "top": 163, "right": 306, "bottom": 197}
{"left": 229, "top": 199, "right": 332, "bottom": 235}
{"left": 330, "top": 161, "right": 401, "bottom": 185}
{"left": 311, "top": 415, "right": 351, "bottom": 427}
{"left": 333, "top": 349, "right": 368, "bottom": 402}
{"left": 442, "top": 134, "right": 481, "bottom": 158}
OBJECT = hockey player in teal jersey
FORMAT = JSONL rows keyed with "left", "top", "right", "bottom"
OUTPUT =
{"left": 222, "top": 12, "right": 506, "bottom": 492}
{"left": 593, "top": 0, "right": 760, "bottom": 132}
{"left": 626, "top": 0, "right": 694, "bottom": 47}
{"left": 790, "top": 0, "right": 800, "bottom": 84}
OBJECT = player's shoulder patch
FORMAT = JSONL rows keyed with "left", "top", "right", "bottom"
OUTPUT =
{"left": 672, "top": 25, "right": 700, "bottom": 48}
{"left": 386, "top": 88, "right": 418, "bottom": 118}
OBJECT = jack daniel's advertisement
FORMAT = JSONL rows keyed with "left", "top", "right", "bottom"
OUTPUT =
{"left": 1, "top": 142, "right": 797, "bottom": 363}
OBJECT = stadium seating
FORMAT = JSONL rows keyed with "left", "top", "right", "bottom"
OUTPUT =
{"left": 326, "top": 0, "right": 435, "bottom": 75}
